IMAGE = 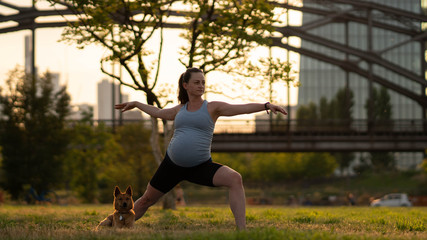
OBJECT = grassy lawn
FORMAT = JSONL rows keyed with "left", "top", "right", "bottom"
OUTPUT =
{"left": 0, "top": 204, "right": 426, "bottom": 239}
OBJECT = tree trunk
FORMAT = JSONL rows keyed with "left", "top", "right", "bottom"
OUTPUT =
{"left": 149, "top": 116, "right": 163, "bottom": 166}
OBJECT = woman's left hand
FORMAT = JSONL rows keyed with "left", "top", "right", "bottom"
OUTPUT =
{"left": 268, "top": 103, "right": 287, "bottom": 115}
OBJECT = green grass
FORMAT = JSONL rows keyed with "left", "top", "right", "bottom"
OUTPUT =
{"left": 0, "top": 204, "right": 426, "bottom": 239}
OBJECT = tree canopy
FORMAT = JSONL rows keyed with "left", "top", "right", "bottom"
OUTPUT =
{"left": 0, "top": 68, "right": 71, "bottom": 198}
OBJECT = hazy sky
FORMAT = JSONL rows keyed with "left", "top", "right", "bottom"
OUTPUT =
{"left": 0, "top": 27, "right": 188, "bottom": 106}
{"left": 0, "top": 0, "right": 300, "bottom": 108}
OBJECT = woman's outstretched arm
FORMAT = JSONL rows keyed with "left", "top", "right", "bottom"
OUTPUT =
{"left": 209, "top": 101, "right": 287, "bottom": 120}
{"left": 115, "top": 101, "right": 182, "bottom": 120}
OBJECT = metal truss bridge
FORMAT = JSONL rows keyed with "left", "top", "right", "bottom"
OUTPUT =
{"left": 1, "top": 0, "right": 426, "bottom": 152}
{"left": 211, "top": 119, "right": 427, "bottom": 152}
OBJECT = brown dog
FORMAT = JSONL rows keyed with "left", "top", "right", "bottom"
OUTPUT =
{"left": 96, "top": 185, "right": 135, "bottom": 229}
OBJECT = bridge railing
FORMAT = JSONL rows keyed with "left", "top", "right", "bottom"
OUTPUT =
{"left": 214, "top": 119, "right": 427, "bottom": 134}
{"left": 83, "top": 118, "right": 427, "bottom": 135}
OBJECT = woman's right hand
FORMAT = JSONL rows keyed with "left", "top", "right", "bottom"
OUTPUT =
{"left": 115, "top": 101, "right": 136, "bottom": 112}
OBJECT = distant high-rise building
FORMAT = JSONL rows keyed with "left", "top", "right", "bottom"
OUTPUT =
{"left": 97, "top": 79, "right": 142, "bottom": 123}
{"left": 24, "top": 35, "right": 35, "bottom": 75}
{"left": 97, "top": 79, "right": 126, "bottom": 120}
{"left": 25, "top": 35, "right": 60, "bottom": 95}
{"left": 50, "top": 72, "right": 60, "bottom": 94}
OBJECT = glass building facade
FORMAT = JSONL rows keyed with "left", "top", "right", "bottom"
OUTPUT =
{"left": 297, "top": 0, "right": 425, "bottom": 170}
{"left": 298, "top": 0, "right": 424, "bottom": 120}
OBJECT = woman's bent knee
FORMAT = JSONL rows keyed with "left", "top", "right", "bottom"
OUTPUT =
{"left": 224, "top": 170, "right": 243, "bottom": 188}
{"left": 213, "top": 166, "right": 244, "bottom": 188}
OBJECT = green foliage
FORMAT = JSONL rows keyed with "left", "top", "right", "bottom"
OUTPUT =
{"left": 78, "top": 105, "right": 94, "bottom": 124}
{"left": 296, "top": 101, "right": 318, "bottom": 129}
{"left": 331, "top": 88, "right": 354, "bottom": 121}
{"left": 49, "top": 0, "right": 278, "bottom": 105}
{"left": 223, "top": 54, "right": 299, "bottom": 102}
{"left": 365, "top": 86, "right": 393, "bottom": 134}
{"left": 327, "top": 88, "right": 355, "bottom": 174}
{"left": 369, "top": 152, "right": 395, "bottom": 173}
{"left": 333, "top": 152, "right": 354, "bottom": 175}
{"left": 365, "top": 86, "right": 393, "bottom": 123}
{"left": 422, "top": 157, "right": 427, "bottom": 174}
{"left": 63, "top": 123, "right": 121, "bottom": 203}
{"left": 365, "top": 87, "right": 394, "bottom": 172}
{"left": 296, "top": 87, "right": 354, "bottom": 127}
{"left": 191, "top": 3, "right": 297, "bottom": 102}
{"left": 0, "top": 146, "right": 3, "bottom": 186}
{"left": 105, "top": 123, "right": 157, "bottom": 199}
{"left": 62, "top": 122, "right": 157, "bottom": 203}
{"left": 0, "top": 68, "right": 71, "bottom": 199}
{"left": 180, "top": 0, "right": 277, "bottom": 73}
{"left": 212, "top": 152, "right": 337, "bottom": 181}
{"left": 296, "top": 88, "right": 354, "bottom": 173}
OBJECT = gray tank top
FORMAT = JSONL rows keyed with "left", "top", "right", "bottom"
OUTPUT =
{"left": 166, "top": 100, "right": 215, "bottom": 167}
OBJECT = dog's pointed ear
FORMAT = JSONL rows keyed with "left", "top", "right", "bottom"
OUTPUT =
{"left": 126, "top": 185, "right": 132, "bottom": 196}
{"left": 114, "top": 186, "right": 121, "bottom": 197}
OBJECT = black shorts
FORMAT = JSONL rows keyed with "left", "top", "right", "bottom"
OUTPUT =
{"left": 149, "top": 153, "right": 223, "bottom": 194}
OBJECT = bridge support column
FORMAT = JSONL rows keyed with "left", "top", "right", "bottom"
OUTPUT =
{"left": 421, "top": 30, "right": 427, "bottom": 132}
{"left": 367, "top": 8, "right": 374, "bottom": 132}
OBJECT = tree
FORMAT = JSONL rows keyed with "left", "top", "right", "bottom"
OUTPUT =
{"left": 296, "top": 102, "right": 317, "bottom": 131}
{"left": 179, "top": 0, "right": 279, "bottom": 102}
{"left": 296, "top": 88, "right": 355, "bottom": 175}
{"left": 365, "top": 86, "right": 394, "bottom": 172}
{"left": 180, "top": 0, "right": 276, "bottom": 72}
{"left": 63, "top": 123, "right": 117, "bottom": 202}
{"left": 365, "top": 86, "right": 393, "bottom": 131}
{"left": 111, "top": 123, "right": 157, "bottom": 198}
{"left": 421, "top": 156, "right": 427, "bottom": 174}
{"left": 332, "top": 87, "right": 354, "bottom": 126}
{"left": 316, "top": 87, "right": 354, "bottom": 131}
{"left": 226, "top": 54, "right": 299, "bottom": 130}
{"left": 0, "top": 67, "right": 71, "bottom": 199}
{"left": 48, "top": 0, "right": 175, "bottom": 163}
{"left": 62, "top": 122, "right": 157, "bottom": 203}
{"left": 79, "top": 105, "right": 94, "bottom": 124}
{"left": 0, "top": 146, "right": 4, "bottom": 187}
{"left": 329, "top": 88, "right": 354, "bottom": 175}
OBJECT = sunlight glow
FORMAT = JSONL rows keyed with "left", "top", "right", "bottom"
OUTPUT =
{"left": 0, "top": 0, "right": 304, "bottom": 110}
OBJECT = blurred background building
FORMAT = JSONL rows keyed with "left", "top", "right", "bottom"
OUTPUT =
{"left": 297, "top": 0, "right": 425, "bottom": 170}
{"left": 298, "top": 0, "right": 423, "bottom": 120}
{"left": 24, "top": 34, "right": 143, "bottom": 123}
{"left": 96, "top": 79, "right": 143, "bottom": 124}
{"left": 25, "top": 34, "right": 98, "bottom": 121}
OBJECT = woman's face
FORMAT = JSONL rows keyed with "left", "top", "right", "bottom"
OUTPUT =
{"left": 184, "top": 72, "right": 205, "bottom": 96}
